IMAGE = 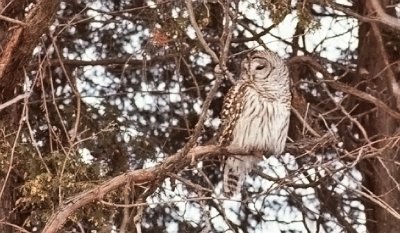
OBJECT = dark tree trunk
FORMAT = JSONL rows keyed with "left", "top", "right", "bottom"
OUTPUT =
{"left": 0, "top": 0, "right": 60, "bottom": 232}
{"left": 358, "top": 0, "right": 400, "bottom": 232}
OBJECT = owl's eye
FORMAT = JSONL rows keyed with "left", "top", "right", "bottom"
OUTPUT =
{"left": 255, "top": 65, "right": 266, "bottom": 70}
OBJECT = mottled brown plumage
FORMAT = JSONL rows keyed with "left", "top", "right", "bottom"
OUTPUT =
{"left": 218, "top": 50, "right": 291, "bottom": 197}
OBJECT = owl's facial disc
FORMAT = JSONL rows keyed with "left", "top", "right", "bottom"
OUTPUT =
{"left": 250, "top": 58, "right": 272, "bottom": 81}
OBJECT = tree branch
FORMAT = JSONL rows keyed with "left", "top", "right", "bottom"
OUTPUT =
{"left": 368, "top": 0, "right": 400, "bottom": 31}
{"left": 0, "top": 93, "right": 30, "bottom": 112}
{"left": 318, "top": 1, "right": 400, "bottom": 31}
{"left": 28, "top": 52, "right": 188, "bottom": 70}
{"left": 288, "top": 56, "right": 400, "bottom": 119}
{"left": 184, "top": 0, "right": 219, "bottom": 63}
{"left": 0, "top": 0, "right": 60, "bottom": 97}
{"left": 42, "top": 135, "right": 335, "bottom": 233}
{"left": 0, "top": 14, "right": 26, "bottom": 26}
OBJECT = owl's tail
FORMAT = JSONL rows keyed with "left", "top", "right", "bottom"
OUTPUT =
{"left": 223, "top": 156, "right": 260, "bottom": 197}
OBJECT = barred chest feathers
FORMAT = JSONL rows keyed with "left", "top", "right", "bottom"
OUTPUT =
{"left": 228, "top": 84, "right": 291, "bottom": 155}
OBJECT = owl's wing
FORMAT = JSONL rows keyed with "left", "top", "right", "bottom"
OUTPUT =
{"left": 218, "top": 82, "right": 247, "bottom": 146}
{"left": 218, "top": 82, "right": 255, "bottom": 197}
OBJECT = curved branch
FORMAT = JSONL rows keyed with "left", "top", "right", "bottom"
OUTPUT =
{"left": 42, "top": 135, "right": 334, "bottom": 233}
{"left": 42, "top": 145, "right": 219, "bottom": 233}
{"left": 368, "top": 0, "right": 400, "bottom": 31}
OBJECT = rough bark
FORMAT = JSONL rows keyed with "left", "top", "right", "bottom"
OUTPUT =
{"left": 358, "top": 0, "right": 400, "bottom": 232}
{"left": 0, "top": 0, "right": 60, "bottom": 232}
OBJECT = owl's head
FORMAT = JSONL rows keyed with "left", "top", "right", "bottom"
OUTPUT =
{"left": 240, "top": 50, "right": 288, "bottom": 85}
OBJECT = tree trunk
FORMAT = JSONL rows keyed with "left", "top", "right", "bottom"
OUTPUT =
{"left": 358, "top": 1, "right": 400, "bottom": 232}
{"left": 0, "top": 1, "right": 60, "bottom": 232}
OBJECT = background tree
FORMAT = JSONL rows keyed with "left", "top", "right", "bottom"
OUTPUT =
{"left": 1, "top": 0, "right": 400, "bottom": 232}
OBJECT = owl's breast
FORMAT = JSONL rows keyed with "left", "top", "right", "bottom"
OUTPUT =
{"left": 229, "top": 90, "right": 290, "bottom": 155}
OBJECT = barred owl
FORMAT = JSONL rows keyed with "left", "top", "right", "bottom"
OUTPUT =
{"left": 218, "top": 50, "right": 291, "bottom": 197}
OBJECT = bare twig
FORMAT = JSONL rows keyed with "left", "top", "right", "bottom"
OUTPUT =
{"left": 0, "top": 96, "right": 28, "bottom": 204}
{"left": 168, "top": 172, "right": 212, "bottom": 193}
{"left": 180, "top": 0, "right": 236, "bottom": 165}
{"left": 0, "top": 93, "right": 30, "bottom": 112}
{"left": 100, "top": 196, "right": 236, "bottom": 208}
{"left": 0, "top": 14, "right": 26, "bottom": 26}
{"left": 291, "top": 106, "right": 321, "bottom": 137}
{"left": 288, "top": 56, "right": 400, "bottom": 119}
{"left": 184, "top": 0, "right": 219, "bottom": 63}
{"left": 0, "top": 221, "right": 30, "bottom": 233}
{"left": 333, "top": 176, "right": 400, "bottom": 220}
{"left": 322, "top": 84, "right": 371, "bottom": 143}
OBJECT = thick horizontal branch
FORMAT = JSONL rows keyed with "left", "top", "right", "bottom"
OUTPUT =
{"left": 42, "top": 135, "right": 334, "bottom": 233}
{"left": 29, "top": 52, "right": 187, "bottom": 70}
